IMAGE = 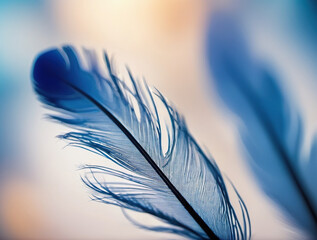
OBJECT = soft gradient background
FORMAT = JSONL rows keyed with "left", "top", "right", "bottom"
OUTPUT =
{"left": 0, "top": 0, "right": 316, "bottom": 239}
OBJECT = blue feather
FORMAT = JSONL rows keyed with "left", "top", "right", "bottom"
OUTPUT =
{"left": 206, "top": 13, "right": 317, "bottom": 237}
{"left": 32, "top": 46, "right": 250, "bottom": 240}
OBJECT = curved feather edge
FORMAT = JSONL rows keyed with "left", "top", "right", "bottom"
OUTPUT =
{"left": 32, "top": 45, "right": 250, "bottom": 240}
{"left": 206, "top": 12, "right": 317, "bottom": 237}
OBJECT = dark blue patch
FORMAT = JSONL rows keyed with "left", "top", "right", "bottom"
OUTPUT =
{"left": 32, "top": 49, "right": 75, "bottom": 97}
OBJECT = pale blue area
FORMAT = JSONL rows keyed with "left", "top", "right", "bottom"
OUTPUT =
{"left": 241, "top": 0, "right": 317, "bottom": 76}
{"left": 0, "top": 0, "right": 51, "bottom": 169}
{"left": 0, "top": 2, "right": 47, "bottom": 238}
{"left": 0, "top": 0, "right": 43, "bottom": 6}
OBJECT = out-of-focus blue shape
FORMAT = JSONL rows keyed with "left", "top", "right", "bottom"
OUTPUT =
{"left": 0, "top": 0, "right": 43, "bottom": 6}
{"left": 0, "top": 1, "right": 52, "bottom": 238}
{"left": 0, "top": 65, "right": 20, "bottom": 167}
{"left": 0, "top": 71, "right": 13, "bottom": 164}
{"left": 241, "top": 0, "right": 317, "bottom": 76}
{"left": 244, "top": 0, "right": 317, "bottom": 42}
{"left": 0, "top": 0, "right": 48, "bottom": 170}
{"left": 206, "top": 12, "right": 317, "bottom": 237}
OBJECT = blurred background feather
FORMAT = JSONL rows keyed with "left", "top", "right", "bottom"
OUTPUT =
{"left": 206, "top": 11, "right": 317, "bottom": 238}
{"left": 0, "top": 0, "right": 316, "bottom": 239}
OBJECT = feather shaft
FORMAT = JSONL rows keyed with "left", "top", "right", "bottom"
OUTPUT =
{"left": 65, "top": 80, "right": 219, "bottom": 239}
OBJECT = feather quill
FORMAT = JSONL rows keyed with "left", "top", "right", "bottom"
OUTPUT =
{"left": 32, "top": 46, "right": 250, "bottom": 240}
{"left": 206, "top": 13, "right": 317, "bottom": 236}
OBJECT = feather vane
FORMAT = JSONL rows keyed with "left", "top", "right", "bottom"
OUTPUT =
{"left": 32, "top": 46, "right": 250, "bottom": 240}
